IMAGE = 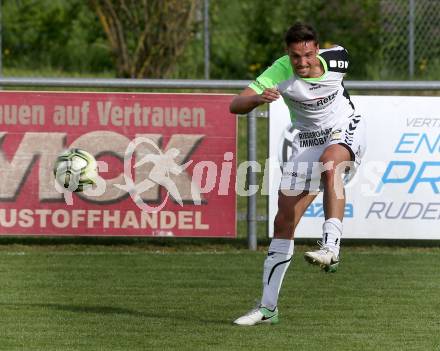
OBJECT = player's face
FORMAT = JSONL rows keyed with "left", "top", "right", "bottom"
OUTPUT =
{"left": 287, "top": 41, "right": 320, "bottom": 78}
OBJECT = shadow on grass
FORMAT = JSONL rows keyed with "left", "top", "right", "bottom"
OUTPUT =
{"left": 32, "top": 303, "right": 146, "bottom": 316}
{"left": 2, "top": 303, "right": 232, "bottom": 325}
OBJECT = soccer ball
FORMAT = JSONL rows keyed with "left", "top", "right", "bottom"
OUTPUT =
{"left": 53, "top": 148, "right": 98, "bottom": 192}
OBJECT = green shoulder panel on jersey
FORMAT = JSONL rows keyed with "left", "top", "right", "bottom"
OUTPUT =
{"left": 249, "top": 56, "right": 293, "bottom": 94}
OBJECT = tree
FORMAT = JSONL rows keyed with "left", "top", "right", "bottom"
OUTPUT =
{"left": 208, "top": 0, "right": 381, "bottom": 80}
{"left": 90, "top": 0, "right": 199, "bottom": 78}
{"left": 314, "top": 0, "right": 381, "bottom": 79}
{"left": 3, "top": 0, "right": 111, "bottom": 73}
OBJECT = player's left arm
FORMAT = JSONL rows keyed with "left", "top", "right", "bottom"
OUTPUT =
{"left": 319, "top": 45, "right": 349, "bottom": 74}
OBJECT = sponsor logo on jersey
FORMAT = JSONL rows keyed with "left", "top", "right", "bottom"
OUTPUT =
{"left": 316, "top": 91, "right": 338, "bottom": 106}
{"left": 329, "top": 128, "right": 342, "bottom": 142}
{"left": 299, "top": 128, "right": 332, "bottom": 147}
{"left": 290, "top": 91, "right": 339, "bottom": 112}
{"left": 329, "top": 60, "right": 348, "bottom": 69}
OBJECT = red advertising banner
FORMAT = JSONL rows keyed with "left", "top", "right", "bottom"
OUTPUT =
{"left": 0, "top": 91, "right": 236, "bottom": 237}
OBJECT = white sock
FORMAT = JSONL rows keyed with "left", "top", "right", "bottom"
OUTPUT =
{"left": 260, "top": 239, "right": 294, "bottom": 310}
{"left": 323, "top": 218, "right": 342, "bottom": 256}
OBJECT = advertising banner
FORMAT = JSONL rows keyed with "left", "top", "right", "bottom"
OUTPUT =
{"left": 269, "top": 95, "right": 440, "bottom": 239}
{"left": 0, "top": 91, "right": 236, "bottom": 237}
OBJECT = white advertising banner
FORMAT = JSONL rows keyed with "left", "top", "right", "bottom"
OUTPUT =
{"left": 269, "top": 95, "right": 440, "bottom": 239}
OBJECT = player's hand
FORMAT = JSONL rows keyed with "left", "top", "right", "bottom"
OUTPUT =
{"left": 259, "top": 88, "right": 280, "bottom": 103}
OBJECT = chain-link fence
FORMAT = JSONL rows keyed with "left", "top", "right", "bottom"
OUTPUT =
{"left": 380, "top": 0, "right": 440, "bottom": 79}
{"left": 206, "top": 0, "right": 440, "bottom": 80}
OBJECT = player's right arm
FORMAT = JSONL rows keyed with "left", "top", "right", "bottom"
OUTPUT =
{"left": 229, "top": 56, "right": 290, "bottom": 114}
{"left": 229, "top": 87, "right": 280, "bottom": 114}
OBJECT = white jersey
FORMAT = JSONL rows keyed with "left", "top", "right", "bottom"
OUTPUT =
{"left": 249, "top": 46, "right": 355, "bottom": 131}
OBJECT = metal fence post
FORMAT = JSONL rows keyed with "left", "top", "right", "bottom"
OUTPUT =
{"left": 247, "top": 109, "right": 257, "bottom": 250}
{"left": 203, "top": 0, "right": 210, "bottom": 80}
{"left": 408, "top": 0, "right": 415, "bottom": 79}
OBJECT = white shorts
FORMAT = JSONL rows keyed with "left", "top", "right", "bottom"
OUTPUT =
{"left": 279, "top": 114, "right": 366, "bottom": 193}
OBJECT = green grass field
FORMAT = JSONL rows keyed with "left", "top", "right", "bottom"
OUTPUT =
{"left": 1, "top": 243, "right": 439, "bottom": 351}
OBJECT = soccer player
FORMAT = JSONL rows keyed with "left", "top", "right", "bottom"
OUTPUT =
{"left": 230, "top": 23, "right": 366, "bottom": 326}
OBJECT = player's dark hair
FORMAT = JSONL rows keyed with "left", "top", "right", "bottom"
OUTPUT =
{"left": 284, "top": 23, "right": 318, "bottom": 46}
